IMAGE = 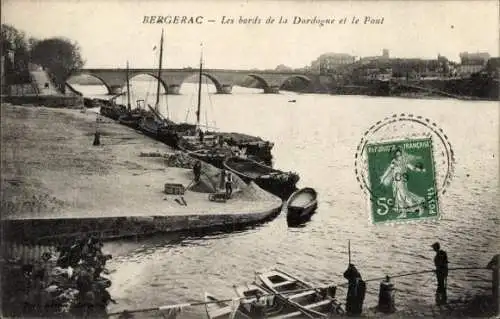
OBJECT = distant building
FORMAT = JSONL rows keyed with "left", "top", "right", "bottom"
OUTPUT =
{"left": 457, "top": 52, "right": 490, "bottom": 76}
{"left": 459, "top": 52, "right": 490, "bottom": 64}
{"left": 485, "top": 57, "right": 500, "bottom": 78}
{"left": 359, "top": 49, "right": 390, "bottom": 65}
{"left": 311, "top": 53, "right": 356, "bottom": 75}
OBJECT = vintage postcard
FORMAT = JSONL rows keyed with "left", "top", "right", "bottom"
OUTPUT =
{"left": 1, "top": 0, "right": 498, "bottom": 318}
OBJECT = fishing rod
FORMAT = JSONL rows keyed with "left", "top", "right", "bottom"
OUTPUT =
{"left": 107, "top": 266, "right": 490, "bottom": 316}
{"left": 348, "top": 240, "right": 351, "bottom": 265}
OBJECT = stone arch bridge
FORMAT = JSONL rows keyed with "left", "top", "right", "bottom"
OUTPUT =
{"left": 68, "top": 68, "right": 319, "bottom": 95}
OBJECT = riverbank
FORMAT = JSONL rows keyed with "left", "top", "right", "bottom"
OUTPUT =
{"left": 1, "top": 104, "right": 282, "bottom": 244}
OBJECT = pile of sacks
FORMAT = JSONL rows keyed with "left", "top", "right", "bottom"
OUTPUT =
{"left": 21, "top": 236, "right": 115, "bottom": 317}
{"left": 163, "top": 151, "right": 197, "bottom": 169}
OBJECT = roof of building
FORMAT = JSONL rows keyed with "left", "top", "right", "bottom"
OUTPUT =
{"left": 459, "top": 52, "right": 491, "bottom": 60}
{"left": 318, "top": 53, "right": 355, "bottom": 59}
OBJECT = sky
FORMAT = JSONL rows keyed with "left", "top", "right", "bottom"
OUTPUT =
{"left": 2, "top": 0, "right": 499, "bottom": 69}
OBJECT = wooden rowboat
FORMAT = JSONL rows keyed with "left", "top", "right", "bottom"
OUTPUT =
{"left": 233, "top": 283, "right": 308, "bottom": 318}
{"left": 286, "top": 188, "right": 318, "bottom": 222}
{"left": 204, "top": 292, "right": 246, "bottom": 319}
{"left": 255, "top": 268, "right": 343, "bottom": 318}
{"left": 223, "top": 157, "right": 299, "bottom": 200}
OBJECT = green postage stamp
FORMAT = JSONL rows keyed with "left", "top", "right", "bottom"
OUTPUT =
{"left": 366, "top": 137, "right": 439, "bottom": 224}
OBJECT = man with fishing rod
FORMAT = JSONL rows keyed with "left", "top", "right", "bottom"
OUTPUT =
{"left": 344, "top": 241, "right": 366, "bottom": 316}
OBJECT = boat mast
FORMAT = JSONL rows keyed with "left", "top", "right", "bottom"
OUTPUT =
{"left": 126, "top": 60, "right": 131, "bottom": 111}
{"left": 155, "top": 29, "right": 164, "bottom": 113}
{"left": 195, "top": 43, "right": 203, "bottom": 131}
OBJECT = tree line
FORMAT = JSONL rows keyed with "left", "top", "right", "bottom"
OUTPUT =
{"left": 1, "top": 24, "right": 84, "bottom": 92}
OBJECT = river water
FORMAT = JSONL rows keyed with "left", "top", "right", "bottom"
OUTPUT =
{"left": 72, "top": 79, "right": 499, "bottom": 318}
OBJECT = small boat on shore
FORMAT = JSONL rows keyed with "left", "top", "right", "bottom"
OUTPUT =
{"left": 223, "top": 157, "right": 299, "bottom": 199}
{"left": 256, "top": 268, "right": 343, "bottom": 318}
{"left": 286, "top": 187, "right": 318, "bottom": 223}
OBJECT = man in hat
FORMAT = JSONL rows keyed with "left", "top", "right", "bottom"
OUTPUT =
{"left": 343, "top": 263, "right": 366, "bottom": 316}
{"left": 432, "top": 242, "right": 448, "bottom": 305}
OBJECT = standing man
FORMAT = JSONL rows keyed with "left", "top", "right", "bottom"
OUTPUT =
{"left": 432, "top": 242, "right": 448, "bottom": 305}
{"left": 193, "top": 160, "right": 202, "bottom": 183}
{"left": 225, "top": 171, "right": 233, "bottom": 199}
{"left": 343, "top": 263, "right": 366, "bottom": 316}
{"left": 219, "top": 169, "right": 226, "bottom": 191}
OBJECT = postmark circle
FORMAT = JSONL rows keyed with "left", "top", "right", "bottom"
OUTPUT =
{"left": 354, "top": 113, "right": 455, "bottom": 223}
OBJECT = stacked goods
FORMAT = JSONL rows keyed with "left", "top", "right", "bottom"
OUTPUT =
{"left": 163, "top": 152, "right": 198, "bottom": 169}
{"left": 137, "top": 151, "right": 197, "bottom": 169}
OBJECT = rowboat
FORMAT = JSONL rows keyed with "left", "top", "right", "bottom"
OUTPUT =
{"left": 223, "top": 157, "right": 299, "bottom": 200}
{"left": 204, "top": 292, "right": 247, "bottom": 319}
{"left": 286, "top": 188, "right": 318, "bottom": 223}
{"left": 255, "top": 268, "right": 343, "bottom": 318}
{"left": 233, "top": 283, "right": 307, "bottom": 318}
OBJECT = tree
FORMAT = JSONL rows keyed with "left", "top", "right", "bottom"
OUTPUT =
{"left": 30, "top": 37, "right": 85, "bottom": 91}
{"left": 1, "top": 24, "right": 31, "bottom": 81}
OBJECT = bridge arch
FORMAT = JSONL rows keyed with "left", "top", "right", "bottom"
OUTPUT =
{"left": 247, "top": 74, "right": 270, "bottom": 90}
{"left": 66, "top": 73, "right": 112, "bottom": 94}
{"left": 129, "top": 72, "right": 169, "bottom": 95}
{"left": 280, "top": 75, "right": 311, "bottom": 87}
{"left": 179, "top": 72, "right": 224, "bottom": 93}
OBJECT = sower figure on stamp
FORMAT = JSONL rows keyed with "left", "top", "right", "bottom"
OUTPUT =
{"left": 380, "top": 147, "right": 426, "bottom": 218}
{"left": 343, "top": 263, "right": 366, "bottom": 316}
{"left": 432, "top": 242, "right": 448, "bottom": 305}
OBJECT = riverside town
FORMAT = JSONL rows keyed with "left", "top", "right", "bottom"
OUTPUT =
{"left": 1, "top": 1, "right": 499, "bottom": 318}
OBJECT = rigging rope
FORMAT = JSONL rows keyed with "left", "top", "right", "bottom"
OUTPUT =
{"left": 144, "top": 52, "right": 158, "bottom": 106}
{"left": 185, "top": 84, "right": 195, "bottom": 123}
{"left": 107, "top": 266, "right": 491, "bottom": 316}
{"left": 205, "top": 77, "right": 217, "bottom": 130}
{"left": 204, "top": 78, "right": 209, "bottom": 131}
{"left": 164, "top": 41, "right": 169, "bottom": 120}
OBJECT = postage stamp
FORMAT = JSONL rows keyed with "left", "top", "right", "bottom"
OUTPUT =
{"left": 366, "top": 137, "right": 438, "bottom": 223}
{"left": 354, "top": 113, "right": 455, "bottom": 225}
